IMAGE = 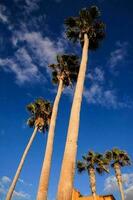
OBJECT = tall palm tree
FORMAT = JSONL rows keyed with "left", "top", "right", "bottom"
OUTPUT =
{"left": 6, "top": 98, "right": 52, "bottom": 200}
{"left": 57, "top": 6, "right": 105, "bottom": 200}
{"left": 77, "top": 151, "right": 109, "bottom": 200}
{"left": 105, "top": 148, "right": 131, "bottom": 200}
{"left": 36, "top": 54, "right": 79, "bottom": 200}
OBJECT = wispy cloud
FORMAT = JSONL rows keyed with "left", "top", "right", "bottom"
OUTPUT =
{"left": 84, "top": 84, "right": 121, "bottom": 108}
{"left": 104, "top": 175, "right": 118, "bottom": 192}
{"left": 24, "top": 0, "right": 40, "bottom": 13}
{"left": 12, "top": 31, "right": 65, "bottom": 64}
{"left": 63, "top": 86, "right": 75, "bottom": 98}
{"left": 84, "top": 67, "right": 130, "bottom": 108}
{"left": 12, "top": 190, "right": 30, "bottom": 200}
{"left": 62, "top": 67, "right": 132, "bottom": 109}
{"left": 18, "top": 179, "right": 32, "bottom": 187}
{"left": 0, "top": 6, "right": 67, "bottom": 85}
{"left": 0, "top": 48, "right": 43, "bottom": 85}
{"left": 125, "top": 186, "right": 133, "bottom": 200}
{"left": 86, "top": 67, "right": 104, "bottom": 82}
{"left": 13, "top": 0, "right": 41, "bottom": 14}
{"left": 108, "top": 41, "right": 128, "bottom": 68}
{"left": 0, "top": 176, "right": 31, "bottom": 200}
{"left": 0, "top": 5, "right": 9, "bottom": 24}
{"left": 104, "top": 173, "right": 133, "bottom": 200}
{"left": 1, "top": 176, "right": 11, "bottom": 184}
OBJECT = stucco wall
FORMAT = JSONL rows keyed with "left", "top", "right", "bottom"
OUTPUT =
{"left": 72, "top": 189, "right": 115, "bottom": 200}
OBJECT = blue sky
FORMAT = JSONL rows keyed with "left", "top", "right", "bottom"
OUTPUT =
{"left": 0, "top": 0, "right": 133, "bottom": 199}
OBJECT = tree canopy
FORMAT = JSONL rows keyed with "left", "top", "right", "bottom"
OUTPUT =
{"left": 77, "top": 150, "right": 109, "bottom": 174}
{"left": 105, "top": 148, "right": 131, "bottom": 168}
{"left": 65, "top": 6, "right": 105, "bottom": 49}
{"left": 27, "top": 98, "right": 52, "bottom": 132}
{"left": 49, "top": 54, "right": 80, "bottom": 87}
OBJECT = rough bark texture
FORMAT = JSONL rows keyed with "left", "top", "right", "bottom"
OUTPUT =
{"left": 89, "top": 168, "right": 97, "bottom": 200}
{"left": 56, "top": 34, "right": 89, "bottom": 200}
{"left": 6, "top": 126, "right": 38, "bottom": 200}
{"left": 114, "top": 164, "right": 125, "bottom": 200}
{"left": 36, "top": 79, "right": 63, "bottom": 200}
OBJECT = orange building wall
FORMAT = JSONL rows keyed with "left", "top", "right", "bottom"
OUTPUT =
{"left": 72, "top": 189, "right": 115, "bottom": 200}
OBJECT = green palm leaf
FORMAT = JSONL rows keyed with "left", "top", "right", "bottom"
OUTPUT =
{"left": 27, "top": 98, "right": 52, "bottom": 132}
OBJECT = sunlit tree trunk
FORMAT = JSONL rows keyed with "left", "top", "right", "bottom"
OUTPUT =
{"left": 56, "top": 34, "right": 89, "bottom": 200}
{"left": 89, "top": 168, "right": 97, "bottom": 200}
{"left": 37, "top": 79, "right": 63, "bottom": 200}
{"left": 6, "top": 126, "right": 38, "bottom": 200}
{"left": 114, "top": 164, "right": 125, "bottom": 200}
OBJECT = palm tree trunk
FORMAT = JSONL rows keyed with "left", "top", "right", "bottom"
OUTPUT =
{"left": 6, "top": 126, "right": 38, "bottom": 200}
{"left": 114, "top": 164, "right": 125, "bottom": 200}
{"left": 56, "top": 33, "right": 89, "bottom": 200}
{"left": 36, "top": 79, "right": 63, "bottom": 200}
{"left": 89, "top": 168, "right": 97, "bottom": 200}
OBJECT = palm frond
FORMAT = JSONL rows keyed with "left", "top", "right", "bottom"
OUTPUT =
{"left": 49, "top": 54, "right": 80, "bottom": 87}
{"left": 89, "top": 6, "right": 101, "bottom": 19}
{"left": 64, "top": 5, "right": 105, "bottom": 50}
{"left": 77, "top": 161, "right": 86, "bottom": 173}
{"left": 26, "top": 98, "right": 52, "bottom": 132}
{"left": 65, "top": 17, "right": 77, "bottom": 28}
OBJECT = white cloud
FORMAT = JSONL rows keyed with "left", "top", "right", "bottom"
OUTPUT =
{"left": 0, "top": 47, "right": 43, "bottom": 85}
{"left": 84, "top": 84, "right": 121, "bottom": 108}
{"left": 104, "top": 175, "right": 118, "bottom": 192}
{"left": 14, "top": 31, "right": 64, "bottom": 65}
{"left": 109, "top": 41, "right": 128, "bottom": 68}
{"left": 62, "top": 67, "right": 121, "bottom": 108}
{"left": 87, "top": 67, "right": 104, "bottom": 82}
{"left": 1, "top": 176, "right": 11, "bottom": 184}
{"left": 84, "top": 66, "right": 131, "bottom": 108}
{"left": 1, "top": 25, "right": 66, "bottom": 85}
{"left": 18, "top": 179, "right": 32, "bottom": 187}
{"left": 25, "top": 0, "right": 40, "bottom": 13}
{"left": 13, "top": 0, "right": 40, "bottom": 14}
{"left": 11, "top": 29, "right": 66, "bottom": 75}
{"left": 13, "top": 190, "right": 30, "bottom": 200}
{"left": 63, "top": 86, "right": 75, "bottom": 98}
{"left": 125, "top": 186, "right": 133, "bottom": 200}
{"left": 0, "top": 5, "right": 9, "bottom": 24}
{"left": 0, "top": 176, "right": 31, "bottom": 200}
{"left": 0, "top": 2, "right": 66, "bottom": 86}
{"left": 104, "top": 173, "right": 133, "bottom": 200}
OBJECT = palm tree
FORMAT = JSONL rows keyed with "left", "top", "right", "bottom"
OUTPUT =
{"left": 36, "top": 54, "right": 79, "bottom": 200}
{"left": 105, "top": 148, "right": 131, "bottom": 200}
{"left": 77, "top": 151, "right": 109, "bottom": 200}
{"left": 57, "top": 6, "right": 105, "bottom": 200}
{"left": 6, "top": 98, "right": 52, "bottom": 200}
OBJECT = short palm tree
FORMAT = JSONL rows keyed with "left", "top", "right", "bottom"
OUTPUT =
{"left": 36, "top": 54, "right": 79, "bottom": 200}
{"left": 77, "top": 151, "right": 109, "bottom": 200}
{"left": 6, "top": 98, "right": 52, "bottom": 200}
{"left": 57, "top": 6, "right": 105, "bottom": 200}
{"left": 105, "top": 148, "right": 131, "bottom": 200}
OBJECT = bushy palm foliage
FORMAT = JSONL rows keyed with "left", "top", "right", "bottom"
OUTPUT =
{"left": 105, "top": 148, "right": 131, "bottom": 168}
{"left": 27, "top": 98, "right": 52, "bottom": 132}
{"left": 77, "top": 150, "right": 109, "bottom": 174}
{"left": 65, "top": 6, "right": 105, "bottom": 49}
{"left": 49, "top": 54, "right": 80, "bottom": 87}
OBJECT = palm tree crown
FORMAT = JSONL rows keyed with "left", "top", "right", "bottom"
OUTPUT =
{"left": 77, "top": 150, "right": 109, "bottom": 174}
{"left": 49, "top": 54, "right": 80, "bottom": 87}
{"left": 105, "top": 148, "right": 131, "bottom": 168}
{"left": 27, "top": 98, "right": 52, "bottom": 132}
{"left": 65, "top": 6, "right": 105, "bottom": 49}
